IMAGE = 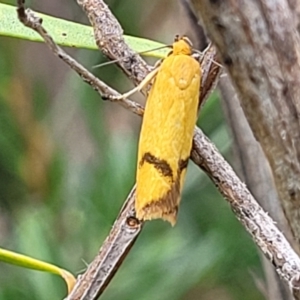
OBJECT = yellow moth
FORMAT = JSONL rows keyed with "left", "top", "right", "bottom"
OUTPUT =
{"left": 135, "top": 36, "right": 201, "bottom": 225}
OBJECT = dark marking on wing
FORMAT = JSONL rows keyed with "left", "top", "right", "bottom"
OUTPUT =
{"left": 138, "top": 156, "right": 190, "bottom": 225}
{"left": 178, "top": 158, "right": 189, "bottom": 173}
{"left": 140, "top": 152, "right": 173, "bottom": 178}
{"left": 140, "top": 173, "right": 180, "bottom": 225}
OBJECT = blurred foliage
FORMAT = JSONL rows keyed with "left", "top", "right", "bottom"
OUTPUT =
{"left": 0, "top": 0, "right": 264, "bottom": 299}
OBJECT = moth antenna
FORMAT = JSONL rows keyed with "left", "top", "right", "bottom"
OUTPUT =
{"left": 93, "top": 44, "right": 172, "bottom": 69}
{"left": 207, "top": 58, "right": 223, "bottom": 69}
{"left": 194, "top": 45, "right": 223, "bottom": 69}
{"left": 92, "top": 59, "right": 120, "bottom": 69}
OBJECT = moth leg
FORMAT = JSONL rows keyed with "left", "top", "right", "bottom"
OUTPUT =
{"left": 153, "top": 58, "right": 163, "bottom": 69}
{"left": 108, "top": 68, "right": 159, "bottom": 101}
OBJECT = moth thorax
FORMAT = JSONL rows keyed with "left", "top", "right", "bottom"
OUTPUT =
{"left": 172, "top": 39, "right": 193, "bottom": 56}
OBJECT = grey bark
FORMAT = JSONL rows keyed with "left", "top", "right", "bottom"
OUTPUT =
{"left": 190, "top": 0, "right": 300, "bottom": 247}
{"left": 220, "top": 76, "right": 294, "bottom": 300}
{"left": 189, "top": 0, "right": 300, "bottom": 298}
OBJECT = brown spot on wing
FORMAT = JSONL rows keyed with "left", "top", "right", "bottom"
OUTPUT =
{"left": 178, "top": 158, "right": 189, "bottom": 173}
{"left": 138, "top": 175, "right": 180, "bottom": 226}
{"left": 137, "top": 156, "right": 190, "bottom": 226}
{"left": 140, "top": 152, "right": 173, "bottom": 178}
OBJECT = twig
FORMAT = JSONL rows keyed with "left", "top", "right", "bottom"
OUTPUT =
{"left": 77, "top": 0, "right": 151, "bottom": 85}
{"left": 16, "top": 0, "right": 143, "bottom": 116}
{"left": 16, "top": 0, "right": 300, "bottom": 299}
{"left": 191, "top": 127, "right": 300, "bottom": 290}
{"left": 67, "top": 188, "right": 142, "bottom": 300}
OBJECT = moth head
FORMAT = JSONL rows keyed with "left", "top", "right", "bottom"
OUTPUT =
{"left": 172, "top": 35, "right": 193, "bottom": 56}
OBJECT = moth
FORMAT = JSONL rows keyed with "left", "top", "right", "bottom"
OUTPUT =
{"left": 116, "top": 36, "right": 201, "bottom": 225}
{"left": 135, "top": 37, "right": 201, "bottom": 225}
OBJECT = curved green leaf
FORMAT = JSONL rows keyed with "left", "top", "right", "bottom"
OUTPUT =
{"left": 0, "top": 247, "right": 76, "bottom": 293}
{"left": 0, "top": 3, "right": 168, "bottom": 58}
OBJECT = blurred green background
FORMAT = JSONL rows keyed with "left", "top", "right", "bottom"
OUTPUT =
{"left": 0, "top": 0, "right": 264, "bottom": 299}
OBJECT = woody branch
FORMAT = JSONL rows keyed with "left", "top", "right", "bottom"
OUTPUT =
{"left": 17, "top": 0, "right": 300, "bottom": 299}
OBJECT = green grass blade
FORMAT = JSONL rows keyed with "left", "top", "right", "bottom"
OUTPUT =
{"left": 0, "top": 247, "right": 76, "bottom": 293}
{"left": 0, "top": 3, "right": 168, "bottom": 57}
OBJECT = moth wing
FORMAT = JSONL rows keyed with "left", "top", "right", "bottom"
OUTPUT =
{"left": 136, "top": 54, "right": 201, "bottom": 225}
